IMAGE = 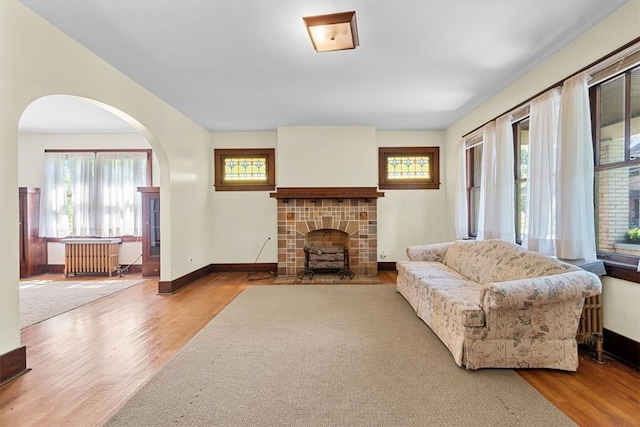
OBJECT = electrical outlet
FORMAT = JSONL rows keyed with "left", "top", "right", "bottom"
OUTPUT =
{"left": 380, "top": 251, "right": 387, "bottom": 259}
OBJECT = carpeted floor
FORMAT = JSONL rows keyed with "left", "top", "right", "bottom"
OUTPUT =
{"left": 20, "top": 278, "right": 145, "bottom": 328}
{"left": 106, "top": 284, "right": 576, "bottom": 426}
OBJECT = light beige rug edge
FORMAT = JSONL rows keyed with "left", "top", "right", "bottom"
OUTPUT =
{"left": 106, "top": 284, "right": 576, "bottom": 427}
{"left": 20, "top": 278, "right": 145, "bottom": 328}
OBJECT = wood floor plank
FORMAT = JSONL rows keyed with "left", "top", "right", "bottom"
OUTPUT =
{"left": 0, "top": 271, "right": 638, "bottom": 427}
{"left": 517, "top": 350, "right": 640, "bottom": 426}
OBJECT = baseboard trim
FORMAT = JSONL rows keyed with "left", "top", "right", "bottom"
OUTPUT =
{"left": 603, "top": 328, "right": 640, "bottom": 369}
{"left": 120, "top": 264, "right": 143, "bottom": 274}
{"left": 158, "top": 261, "right": 394, "bottom": 294}
{"left": 377, "top": 262, "right": 397, "bottom": 271}
{"left": 158, "top": 264, "right": 216, "bottom": 294}
{"left": 209, "top": 263, "right": 277, "bottom": 273}
{"left": 0, "top": 346, "right": 30, "bottom": 386}
{"left": 49, "top": 264, "right": 64, "bottom": 274}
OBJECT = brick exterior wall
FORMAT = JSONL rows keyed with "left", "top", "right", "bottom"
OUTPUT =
{"left": 598, "top": 139, "right": 632, "bottom": 252}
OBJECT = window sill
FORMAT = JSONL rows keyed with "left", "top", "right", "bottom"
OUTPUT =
{"left": 600, "top": 259, "right": 640, "bottom": 284}
{"left": 47, "top": 236, "right": 141, "bottom": 243}
{"left": 613, "top": 242, "right": 640, "bottom": 251}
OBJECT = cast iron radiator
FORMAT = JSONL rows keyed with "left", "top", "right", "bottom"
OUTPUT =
{"left": 576, "top": 294, "right": 604, "bottom": 362}
{"left": 62, "top": 239, "right": 121, "bottom": 277}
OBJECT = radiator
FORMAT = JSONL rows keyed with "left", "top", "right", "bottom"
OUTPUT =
{"left": 576, "top": 294, "right": 604, "bottom": 363}
{"left": 62, "top": 238, "right": 121, "bottom": 277}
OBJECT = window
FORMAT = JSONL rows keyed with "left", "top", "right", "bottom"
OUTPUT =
{"left": 463, "top": 117, "right": 529, "bottom": 242}
{"left": 465, "top": 141, "right": 483, "bottom": 237}
{"left": 513, "top": 119, "right": 529, "bottom": 243}
{"left": 592, "top": 66, "right": 640, "bottom": 263}
{"left": 378, "top": 147, "right": 440, "bottom": 190}
{"left": 214, "top": 148, "right": 275, "bottom": 191}
{"left": 39, "top": 150, "right": 151, "bottom": 238}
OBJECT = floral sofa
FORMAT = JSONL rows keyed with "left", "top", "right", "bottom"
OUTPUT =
{"left": 396, "top": 239, "right": 602, "bottom": 371}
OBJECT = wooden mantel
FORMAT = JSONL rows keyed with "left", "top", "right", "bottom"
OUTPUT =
{"left": 269, "top": 187, "right": 385, "bottom": 202}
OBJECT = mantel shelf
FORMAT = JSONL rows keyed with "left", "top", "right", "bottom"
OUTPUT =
{"left": 270, "top": 187, "right": 384, "bottom": 203}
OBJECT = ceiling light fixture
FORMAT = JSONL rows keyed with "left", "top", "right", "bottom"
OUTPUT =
{"left": 303, "top": 11, "right": 359, "bottom": 53}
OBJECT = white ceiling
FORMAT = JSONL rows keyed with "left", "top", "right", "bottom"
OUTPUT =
{"left": 19, "top": 0, "right": 628, "bottom": 133}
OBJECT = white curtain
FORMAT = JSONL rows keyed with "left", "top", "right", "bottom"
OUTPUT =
{"left": 95, "top": 152, "right": 147, "bottom": 237}
{"left": 69, "top": 152, "right": 96, "bottom": 236}
{"left": 556, "top": 72, "right": 597, "bottom": 261}
{"left": 476, "top": 123, "right": 493, "bottom": 240}
{"left": 39, "top": 153, "right": 70, "bottom": 238}
{"left": 477, "top": 116, "right": 515, "bottom": 241}
{"left": 454, "top": 139, "right": 468, "bottom": 239}
{"left": 522, "top": 88, "right": 560, "bottom": 256}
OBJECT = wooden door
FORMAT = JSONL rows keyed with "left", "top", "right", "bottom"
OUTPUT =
{"left": 19, "top": 187, "right": 48, "bottom": 278}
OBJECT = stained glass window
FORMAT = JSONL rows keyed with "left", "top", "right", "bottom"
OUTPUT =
{"left": 214, "top": 148, "right": 276, "bottom": 191}
{"left": 223, "top": 157, "right": 267, "bottom": 181}
{"left": 378, "top": 147, "right": 440, "bottom": 189}
{"left": 386, "top": 155, "right": 431, "bottom": 180}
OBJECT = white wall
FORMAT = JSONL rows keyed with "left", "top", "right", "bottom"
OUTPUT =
{"left": 377, "top": 131, "right": 448, "bottom": 260}
{"left": 602, "top": 277, "right": 640, "bottom": 341}
{"left": 210, "top": 127, "right": 447, "bottom": 263}
{"left": 210, "top": 131, "right": 278, "bottom": 263}
{"left": 443, "top": 1, "right": 640, "bottom": 342}
{"left": 277, "top": 126, "right": 378, "bottom": 187}
{"left": 1, "top": 2, "right": 210, "bottom": 355}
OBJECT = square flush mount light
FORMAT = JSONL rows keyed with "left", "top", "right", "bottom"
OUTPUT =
{"left": 303, "top": 11, "right": 359, "bottom": 53}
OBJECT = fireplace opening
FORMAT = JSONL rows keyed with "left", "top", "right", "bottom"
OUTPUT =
{"left": 305, "top": 229, "right": 347, "bottom": 248}
{"left": 298, "top": 229, "right": 355, "bottom": 280}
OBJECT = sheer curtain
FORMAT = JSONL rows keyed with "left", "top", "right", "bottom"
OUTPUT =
{"left": 95, "top": 152, "right": 147, "bottom": 237}
{"left": 556, "top": 72, "right": 597, "bottom": 261}
{"left": 454, "top": 139, "right": 468, "bottom": 239}
{"left": 522, "top": 88, "right": 560, "bottom": 256}
{"left": 39, "top": 152, "right": 70, "bottom": 238}
{"left": 69, "top": 152, "right": 96, "bottom": 236}
{"left": 477, "top": 116, "right": 515, "bottom": 241}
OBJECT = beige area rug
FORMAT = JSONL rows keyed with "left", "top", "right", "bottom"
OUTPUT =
{"left": 20, "top": 278, "right": 145, "bottom": 329}
{"left": 107, "top": 285, "right": 575, "bottom": 427}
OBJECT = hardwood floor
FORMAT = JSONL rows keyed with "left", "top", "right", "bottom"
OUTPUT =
{"left": 0, "top": 271, "right": 638, "bottom": 426}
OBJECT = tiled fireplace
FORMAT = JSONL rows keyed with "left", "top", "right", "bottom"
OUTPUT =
{"left": 270, "top": 187, "right": 384, "bottom": 278}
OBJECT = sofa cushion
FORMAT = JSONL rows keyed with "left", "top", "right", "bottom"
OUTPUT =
{"left": 441, "top": 240, "right": 499, "bottom": 284}
{"left": 406, "top": 242, "right": 451, "bottom": 262}
{"left": 396, "top": 260, "right": 466, "bottom": 280}
{"left": 422, "top": 279, "right": 485, "bottom": 327}
{"left": 397, "top": 261, "right": 485, "bottom": 327}
{"left": 442, "top": 239, "right": 579, "bottom": 284}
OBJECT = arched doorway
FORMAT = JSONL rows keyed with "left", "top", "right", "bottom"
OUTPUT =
{"left": 17, "top": 95, "right": 161, "bottom": 327}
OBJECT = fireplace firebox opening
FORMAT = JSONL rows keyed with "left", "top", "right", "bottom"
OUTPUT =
{"left": 298, "top": 229, "right": 355, "bottom": 280}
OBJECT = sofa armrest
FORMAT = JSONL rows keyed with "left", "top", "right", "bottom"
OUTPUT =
{"left": 482, "top": 270, "right": 602, "bottom": 310}
{"left": 406, "top": 242, "right": 452, "bottom": 262}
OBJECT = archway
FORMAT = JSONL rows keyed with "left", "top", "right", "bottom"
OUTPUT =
{"left": 17, "top": 94, "right": 163, "bottom": 326}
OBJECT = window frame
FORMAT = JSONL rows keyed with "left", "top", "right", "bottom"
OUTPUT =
{"left": 591, "top": 65, "right": 640, "bottom": 278}
{"left": 465, "top": 142, "right": 482, "bottom": 238}
{"left": 513, "top": 118, "right": 529, "bottom": 245}
{"left": 214, "top": 148, "right": 276, "bottom": 191}
{"left": 378, "top": 146, "right": 440, "bottom": 190}
{"left": 44, "top": 149, "right": 152, "bottom": 183}
{"left": 43, "top": 148, "right": 152, "bottom": 242}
